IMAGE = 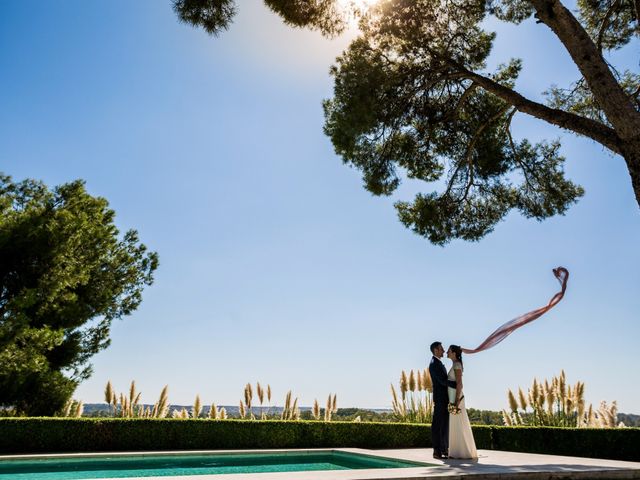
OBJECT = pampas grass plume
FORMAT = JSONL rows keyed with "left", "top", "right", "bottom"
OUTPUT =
{"left": 157, "top": 385, "right": 169, "bottom": 418}
{"left": 105, "top": 381, "right": 114, "bottom": 405}
{"left": 244, "top": 383, "right": 253, "bottom": 409}
{"left": 400, "top": 371, "right": 408, "bottom": 398}
{"left": 257, "top": 382, "right": 264, "bottom": 405}
{"left": 508, "top": 389, "right": 518, "bottom": 412}
{"left": 129, "top": 381, "right": 137, "bottom": 405}
{"left": 424, "top": 369, "right": 433, "bottom": 392}
{"left": 193, "top": 395, "right": 202, "bottom": 418}
{"left": 518, "top": 387, "right": 528, "bottom": 410}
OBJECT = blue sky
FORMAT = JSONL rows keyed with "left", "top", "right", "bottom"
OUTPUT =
{"left": 1, "top": 1, "right": 638, "bottom": 413}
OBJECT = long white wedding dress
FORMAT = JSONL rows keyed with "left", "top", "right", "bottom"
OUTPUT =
{"left": 447, "top": 362, "right": 478, "bottom": 459}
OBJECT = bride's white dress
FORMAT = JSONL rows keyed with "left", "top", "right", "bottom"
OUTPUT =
{"left": 447, "top": 361, "right": 478, "bottom": 459}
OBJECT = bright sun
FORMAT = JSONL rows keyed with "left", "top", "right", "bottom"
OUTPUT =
{"left": 336, "top": 0, "right": 379, "bottom": 26}
{"left": 337, "top": 0, "right": 379, "bottom": 9}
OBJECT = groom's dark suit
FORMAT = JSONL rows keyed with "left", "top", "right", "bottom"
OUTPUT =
{"left": 429, "top": 356, "right": 456, "bottom": 456}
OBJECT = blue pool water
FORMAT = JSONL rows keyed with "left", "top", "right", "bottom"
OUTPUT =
{"left": 0, "top": 451, "right": 430, "bottom": 479}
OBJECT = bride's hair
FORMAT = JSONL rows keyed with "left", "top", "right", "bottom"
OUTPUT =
{"left": 450, "top": 344, "right": 463, "bottom": 368}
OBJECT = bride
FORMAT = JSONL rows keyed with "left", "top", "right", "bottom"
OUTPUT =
{"left": 446, "top": 345, "right": 478, "bottom": 459}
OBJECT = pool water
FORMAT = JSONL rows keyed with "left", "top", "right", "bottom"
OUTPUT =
{"left": 0, "top": 451, "right": 430, "bottom": 479}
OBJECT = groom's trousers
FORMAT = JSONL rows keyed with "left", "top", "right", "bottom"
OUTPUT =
{"left": 431, "top": 401, "right": 449, "bottom": 454}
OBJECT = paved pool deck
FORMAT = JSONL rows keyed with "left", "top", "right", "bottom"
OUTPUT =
{"left": 340, "top": 448, "right": 640, "bottom": 480}
{"left": 1, "top": 448, "right": 639, "bottom": 480}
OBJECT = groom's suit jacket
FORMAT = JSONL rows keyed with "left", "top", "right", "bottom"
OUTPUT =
{"left": 429, "top": 356, "right": 456, "bottom": 404}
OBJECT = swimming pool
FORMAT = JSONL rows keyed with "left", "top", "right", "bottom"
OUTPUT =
{"left": 0, "top": 450, "right": 432, "bottom": 479}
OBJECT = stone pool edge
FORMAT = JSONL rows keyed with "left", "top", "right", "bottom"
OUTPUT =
{"left": 1, "top": 448, "right": 639, "bottom": 480}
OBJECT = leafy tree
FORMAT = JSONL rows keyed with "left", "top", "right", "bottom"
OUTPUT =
{"left": 173, "top": 0, "right": 639, "bottom": 244}
{"left": 466, "top": 407, "right": 505, "bottom": 425}
{"left": 0, "top": 175, "right": 158, "bottom": 415}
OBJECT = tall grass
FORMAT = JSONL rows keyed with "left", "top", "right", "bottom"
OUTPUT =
{"left": 87, "top": 380, "right": 342, "bottom": 422}
{"left": 61, "top": 371, "right": 622, "bottom": 429}
{"left": 503, "top": 371, "right": 621, "bottom": 427}
{"left": 391, "top": 369, "right": 433, "bottom": 423}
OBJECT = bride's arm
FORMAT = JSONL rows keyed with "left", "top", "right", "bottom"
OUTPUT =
{"left": 429, "top": 363, "right": 456, "bottom": 388}
{"left": 454, "top": 367, "right": 463, "bottom": 406}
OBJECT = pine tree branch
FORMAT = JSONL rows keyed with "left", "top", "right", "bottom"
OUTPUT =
{"left": 445, "top": 106, "right": 509, "bottom": 201}
{"left": 458, "top": 67, "right": 622, "bottom": 154}
{"left": 529, "top": 0, "right": 640, "bottom": 140}
{"left": 447, "top": 81, "right": 478, "bottom": 120}
{"left": 596, "top": 0, "right": 621, "bottom": 52}
{"left": 505, "top": 109, "right": 542, "bottom": 190}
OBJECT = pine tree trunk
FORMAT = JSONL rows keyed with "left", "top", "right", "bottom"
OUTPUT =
{"left": 529, "top": 0, "right": 640, "bottom": 209}
{"left": 530, "top": 0, "right": 640, "bottom": 138}
{"left": 621, "top": 138, "right": 640, "bottom": 209}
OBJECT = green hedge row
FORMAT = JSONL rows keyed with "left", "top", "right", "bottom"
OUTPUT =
{"left": 490, "top": 425, "right": 640, "bottom": 462}
{"left": 0, "top": 419, "right": 637, "bottom": 462}
{"left": 0, "top": 419, "right": 434, "bottom": 453}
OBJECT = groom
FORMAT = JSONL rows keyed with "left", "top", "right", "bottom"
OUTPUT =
{"left": 429, "top": 341, "right": 456, "bottom": 459}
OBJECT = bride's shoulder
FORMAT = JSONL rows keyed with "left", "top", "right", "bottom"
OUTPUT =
{"left": 453, "top": 361, "right": 463, "bottom": 370}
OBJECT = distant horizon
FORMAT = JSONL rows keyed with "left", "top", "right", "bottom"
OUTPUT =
{"left": 81, "top": 403, "right": 392, "bottom": 411}
{"left": 79, "top": 402, "right": 639, "bottom": 415}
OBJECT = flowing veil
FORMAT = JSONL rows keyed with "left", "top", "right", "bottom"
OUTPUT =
{"left": 461, "top": 267, "right": 569, "bottom": 354}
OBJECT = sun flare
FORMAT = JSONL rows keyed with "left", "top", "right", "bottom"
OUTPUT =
{"left": 336, "top": 0, "right": 380, "bottom": 27}
{"left": 337, "top": 0, "right": 380, "bottom": 10}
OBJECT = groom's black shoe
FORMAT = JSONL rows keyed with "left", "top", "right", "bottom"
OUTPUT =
{"left": 433, "top": 451, "right": 444, "bottom": 459}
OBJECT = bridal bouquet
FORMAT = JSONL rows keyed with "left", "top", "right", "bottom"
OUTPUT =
{"left": 448, "top": 403, "right": 461, "bottom": 415}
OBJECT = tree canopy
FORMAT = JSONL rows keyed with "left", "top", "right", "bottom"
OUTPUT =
{"left": 0, "top": 175, "right": 158, "bottom": 415}
{"left": 174, "top": 0, "right": 640, "bottom": 244}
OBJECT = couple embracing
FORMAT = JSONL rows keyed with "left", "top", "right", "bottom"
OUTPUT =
{"left": 428, "top": 341, "right": 477, "bottom": 460}
{"left": 425, "top": 269, "right": 569, "bottom": 459}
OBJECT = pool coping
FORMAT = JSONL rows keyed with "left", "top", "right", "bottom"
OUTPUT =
{"left": 0, "top": 448, "right": 427, "bottom": 464}
{"left": 1, "top": 448, "right": 639, "bottom": 480}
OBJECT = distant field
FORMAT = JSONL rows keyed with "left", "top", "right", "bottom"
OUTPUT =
{"left": 80, "top": 404, "right": 639, "bottom": 426}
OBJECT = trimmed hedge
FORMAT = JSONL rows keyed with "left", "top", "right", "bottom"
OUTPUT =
{"left": 0, "top": 419, "right": 431, "bottom": 454}
{"left": 491, "top": 425, "right": 640, "bottom": 462}
{"left": 0, "top": 419, "right": 637, "bottom": 462}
